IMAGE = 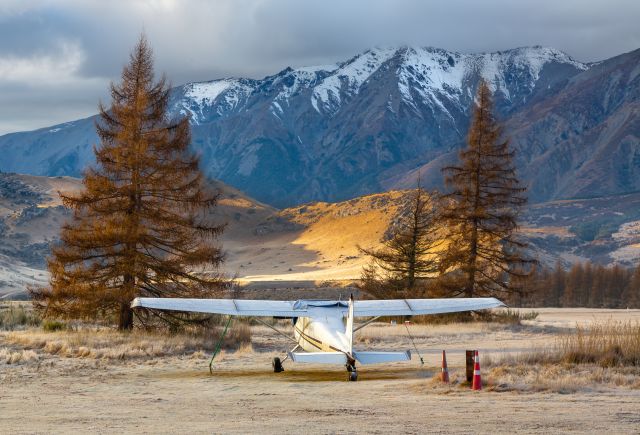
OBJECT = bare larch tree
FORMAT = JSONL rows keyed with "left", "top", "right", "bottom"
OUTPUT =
{"left": 359, "top": 187, "right": 443, "bottom": 298}
{"left": 31, "top": 37, "right": 227, "bottom": 329}
{"left": 440, "top": 80, "right": 534, "bottom": 298}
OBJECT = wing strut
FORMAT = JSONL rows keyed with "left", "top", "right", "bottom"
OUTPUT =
{"left": 209, "top": 315, "right": 232, "bottom": 374}
{"left": 353, "top": 316, "right": 381, "bottom": 333}
{"left": 404, "top": 322, "right": 424, "bottom": 366}
{"left": 253, "top": 317, "right": 298, "bottom": 345}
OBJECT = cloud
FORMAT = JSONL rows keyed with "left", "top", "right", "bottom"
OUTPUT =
{"left": 0, "top": 0, "right": 638, "bottom": 134}
{"left": 0, "top": 41, "right": 84, "bottom": 84}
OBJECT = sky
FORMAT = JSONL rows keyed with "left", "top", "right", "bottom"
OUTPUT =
{"left": 0, "top": 0, "right": 638, "bottom": 135}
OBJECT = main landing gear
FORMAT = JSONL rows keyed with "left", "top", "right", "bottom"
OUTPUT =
{"left": 346, "top": 362, "right": 358, "bottom": 381}
{"left": 272, "top": 357, "right": 284, "bottom": 373}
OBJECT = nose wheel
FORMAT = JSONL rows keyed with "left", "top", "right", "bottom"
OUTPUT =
{"left": 346, "top": 363, "right": 358, "bottom": 381}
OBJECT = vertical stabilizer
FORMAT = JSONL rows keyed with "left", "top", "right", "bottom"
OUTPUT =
{"left": 345, "top": 294, "right": 354, "bottom": 354}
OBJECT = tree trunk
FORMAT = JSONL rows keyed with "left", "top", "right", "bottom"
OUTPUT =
{"left": 119, "top": 301, "right": 134, "bottom": 330}
{"left": 119, "top": 273, "right": 135, "bottom": 330}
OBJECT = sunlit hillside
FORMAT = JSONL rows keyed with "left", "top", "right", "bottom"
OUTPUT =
{"left": 4, "top": 173, "right": 640, "bottom": 297}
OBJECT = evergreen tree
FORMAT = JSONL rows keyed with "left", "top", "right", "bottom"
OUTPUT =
{"left": 563, "top": 263, "right": 584, "bottom": 307}
{"left": 547, "top": 260, "right": 565, "bottom": 307}
{"left": 622, "top": 265, "right": 640, "bottom": 308}
{"left": 580, "top": 262, "right": 594, "bottom": 307}
{"left": 359, "top": 188, "right": 443, "bottom": 298}
{"left": 440, "top": 80, "right": 534, "bottom": 298}
{"left": 31, "top": 37, "right": 227, "bottom": 329}
{"left": 589, "top": 264, "right": 606, "bottom": 308}
{"left": 604, "top": 264, "right": 627, "bottom": 308}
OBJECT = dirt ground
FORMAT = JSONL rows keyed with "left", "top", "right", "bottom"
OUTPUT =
{"left": 2, "top": 308, "right": 640, "bottom": 434}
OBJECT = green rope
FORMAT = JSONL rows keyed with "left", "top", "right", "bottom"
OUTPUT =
{"left": 209, "top": 316, "right": 232, "bottom": 374}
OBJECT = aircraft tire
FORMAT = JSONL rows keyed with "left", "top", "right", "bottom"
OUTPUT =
{"left": 272, "top": 357, "right": 284, "bottom": 373}
{"left": 349, "top": 371, "right": 358, "bottom": 382}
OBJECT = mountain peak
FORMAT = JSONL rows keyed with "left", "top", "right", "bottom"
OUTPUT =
{"left": 1, "top": 44, "right": 632, "bottom": 210}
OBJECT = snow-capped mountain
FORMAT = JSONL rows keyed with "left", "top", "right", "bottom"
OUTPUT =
{"left": 0, "top": 45, "right": 637, "bottom": 207}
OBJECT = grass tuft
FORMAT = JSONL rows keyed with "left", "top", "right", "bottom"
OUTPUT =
{"left": 0, "top": 348, "right": 40, "bottom": 364}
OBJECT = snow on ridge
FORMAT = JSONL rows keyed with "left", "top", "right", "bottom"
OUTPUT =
{"left": 311, "top": 47, "right": 398, "bottom": 114}
{"left": 295, "top": 64, "right": 339, "bottom": 75}
{"left": 272, "top": 64, "right": 339, "bottom": 114}
{"left": 472, "top": 46, "right": 586, "bottom": 99}
{"left": 397, "top": 45, "right": 588, "bottom": 110}
{"left": 185, "top": 80, "right": 234, "bottom": 105}
{"left": 181, "top": 79, "right": 253, "bottom": 123}
{"left": 176, "top": 45, "right": 588, "bottom": 121}
{"left": 398, "top": 47, "right": 467, "bottom": 116}
{"left": 507, "top": 46, "right": 588, "bottom": 71}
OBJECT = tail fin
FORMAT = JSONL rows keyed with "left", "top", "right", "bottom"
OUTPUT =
{"left": 345, "top": 294, "right": 354, "bottom": 354}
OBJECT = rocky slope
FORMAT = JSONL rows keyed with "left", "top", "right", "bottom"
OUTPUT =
{"left": 0, "top": 174, "right": 80, "bottom": 298}
{"left": 3, "top": 174, "right": 640, "bottom": 298}
{"left": 3, "top": 45, "right": 633, "bottom": 208}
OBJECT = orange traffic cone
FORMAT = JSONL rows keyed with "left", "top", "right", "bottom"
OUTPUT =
{"left": 471, "top": 350, "right": 482, "bottom": 390}
{"left": 440, "top": 350, "right": 449, "bottom": 383}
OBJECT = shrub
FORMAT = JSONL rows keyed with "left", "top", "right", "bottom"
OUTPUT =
{"left": 0, "top": 304, "right": 41, "bottom": 330}
{"left": 408, "top": 309, "right": 538, "bottom": 325}
{"left": 484, "top": 309, "right": 539, "bottom": 324}
{"left": 42, "top": 320, "right": 67, "bottom": 332}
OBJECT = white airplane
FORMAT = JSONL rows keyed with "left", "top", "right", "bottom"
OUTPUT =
{"left": 131, "top": 295, "right": 504, "bottom": 381}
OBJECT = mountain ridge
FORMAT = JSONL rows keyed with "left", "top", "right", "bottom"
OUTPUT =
{"left": 0, "top": 45, "right": 637, "bottom": 208}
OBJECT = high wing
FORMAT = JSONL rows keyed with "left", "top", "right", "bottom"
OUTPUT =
{"left": 131, "top": 297, "right": 302, "bottom": 317}
{"left": 353, "top": 297, "right": 505, "bottom": 317}
{"left": 131, "top": 297, "right": 504, "bottom": 317}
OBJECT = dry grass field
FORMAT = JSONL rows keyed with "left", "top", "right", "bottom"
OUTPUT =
{"left": 2, "top": 308, "right": 640, "bottom": 434}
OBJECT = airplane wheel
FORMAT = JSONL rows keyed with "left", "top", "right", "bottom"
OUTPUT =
{"left": 272, "top": 357, "right": 284, "bottom": 373}
{"left": 349, "top": 371, "right": 358, "bottom": 382}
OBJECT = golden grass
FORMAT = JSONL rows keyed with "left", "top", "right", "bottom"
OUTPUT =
{"left": 475, "top": 321, "right": 640, "bottom": 392}
{"left": 2, "top": 322, "right": 252, "bottom": 361}
{"left": 483, "top": 363, "right": 640, "bottom": 392}
{"left": 419, "top": 360, "right": 640, "bottom": 393}
{"left": 557, "top": 321, "right": 640, "bottom": 367}
{"left": 485, "top": 321, "right": 640, "bottom": 369}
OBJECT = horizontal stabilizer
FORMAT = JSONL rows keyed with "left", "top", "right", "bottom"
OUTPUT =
{"left": 288, "top": 352, "right": 347, "bottom": 364}
{"left": 353, "top": 351, "right": 411, "bottom": 365}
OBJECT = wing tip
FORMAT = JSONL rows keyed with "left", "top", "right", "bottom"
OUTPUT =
{"left": 130, "top": 297, "right": 141, "bottom": 309}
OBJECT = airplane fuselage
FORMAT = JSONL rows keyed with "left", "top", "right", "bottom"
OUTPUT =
{"left": 293, "top": 310, "right": 351, "bottom": 354}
